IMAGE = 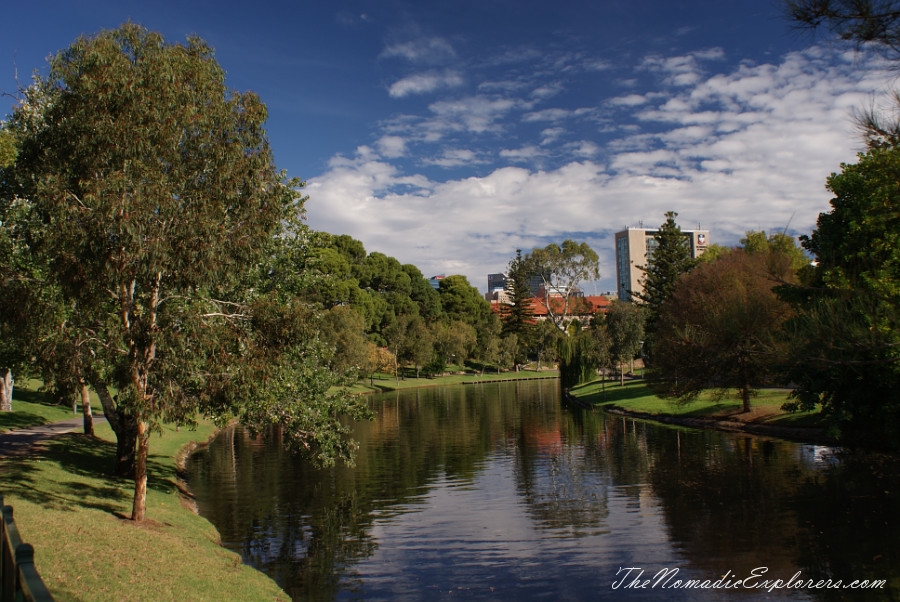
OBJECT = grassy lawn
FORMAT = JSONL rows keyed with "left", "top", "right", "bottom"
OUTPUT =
{"left": 347, "top": 366, "right": 559, "bottom": 394}
{"left": 0, "top": 420, "right": 288, "bottom": 601}
{"left": 0, "top": 379, "right": 102, "bottom": 433}
{"left": 568, "top": 379, "right": 825, "bottom": 428}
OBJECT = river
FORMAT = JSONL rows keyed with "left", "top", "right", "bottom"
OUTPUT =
{"left": 185, "top": 380, "right": 900, "bottom": 601}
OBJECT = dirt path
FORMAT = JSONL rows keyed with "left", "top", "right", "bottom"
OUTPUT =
{"left": 0, "top": 415, "right": 107, "bottom": 458}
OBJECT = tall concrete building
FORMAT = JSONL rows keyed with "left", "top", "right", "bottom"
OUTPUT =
{"left": 615, "top": 227, "right": 709, "bottom": 301}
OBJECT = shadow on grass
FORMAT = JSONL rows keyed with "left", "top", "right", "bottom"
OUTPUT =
{"left": 571, "top": 380, "right": 655, "bottom": 406}
{"left": 0, "top": 435, "right": 130, "bottom": 514}
{"left": 0, "top": 411, "right": 50, "bottom": 431}
{"left": 13, "top": 387, "right": 57, "bottom": 405}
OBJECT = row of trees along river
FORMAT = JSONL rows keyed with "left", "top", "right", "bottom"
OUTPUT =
{"left": 4, "top": 0, "right": 900, "bottom": 525}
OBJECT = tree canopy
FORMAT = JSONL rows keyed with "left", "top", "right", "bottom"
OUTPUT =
{"left": 652, "top": 248, "right": 796, "bottom": 412}
{"left": 633, "top": 212, "right": 696, "bottom": 345}
{"left": 783, "top": 145, "right": 900, "bottom": 442}
{"left": 0, "top": 24, "right": 366, "bottom": 521}
{"left": 525, "top": 240, "right": 600, "bottom": 331}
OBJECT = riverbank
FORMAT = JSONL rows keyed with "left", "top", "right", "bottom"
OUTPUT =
{"left": 0, "top": 374, "right": 832, "bottom": 600}
{"left": 0, "top": 418, "right": 289, "bottom": 601}
{"left": 567, "top": 379, "right": 836, "bottom": 446}
{"left": 344, "top": 367, "right": 560, "bottom": 394}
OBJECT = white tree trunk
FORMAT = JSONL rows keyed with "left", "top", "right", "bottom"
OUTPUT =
{"left": 0, "top": 369, "right": 13, "bottom": 412}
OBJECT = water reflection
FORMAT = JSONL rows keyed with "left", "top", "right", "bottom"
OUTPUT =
{"left": 186, "top": 381, "right": 900, "bottom": 601}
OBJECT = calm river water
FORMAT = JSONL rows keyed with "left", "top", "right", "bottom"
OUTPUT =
{"left": 185, "top": 380, "right": 900, "bottom": 601}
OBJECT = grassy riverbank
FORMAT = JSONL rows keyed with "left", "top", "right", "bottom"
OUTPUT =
{"left": 568, "top": 379, "right": 829, "bottom": 439}
{"left": 0, "top": 417, "right": 289, "bottom": 601}
{"left": 1, "top": 373, "right": 829, "bottom": 601}
{"left": 345, "top": 366, "right": 559, "bottom": 394}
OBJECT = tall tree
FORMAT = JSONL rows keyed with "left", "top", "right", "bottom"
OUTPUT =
{"left": 652, "top": 249, "right": 795, "bottom": 412}
{"left": 526, "top": 240, "right": 600, "bottom": 332}
{"left": 633, "top": 212, "right": 696, "bottom": 345}
{"left": 605, "top": 300, "right": 645, "bottom": 386}
{"left": 501, "top": 249, "right": 536, "bottom": 352}
{"left": 783, "top": 145, "right": 900, "bottom": 442}
{"left": 2, "top": 25, "right": 362, "bottom": 520}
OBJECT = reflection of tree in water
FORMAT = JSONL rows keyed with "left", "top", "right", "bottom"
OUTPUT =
{"left": 189, "top": 381, "right": 557, "bottom": 600}
{"left": 789, "top": 451, "right": 900, "bottom": 602}
{"left": 623, "top": 419, "right": 900, "bottom": 600}
{"left": 643, "top": 424, "right": 808, "bottom": 577}
{"left": 513, "top": 404, "right": 610, "bottom": 536}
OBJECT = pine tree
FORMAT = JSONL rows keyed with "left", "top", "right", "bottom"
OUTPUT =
{"left": 502, "top": 249, "right": 535, "bottom": 352}
{"left": 633, "top": 211, "right": 695, "bottom": 344}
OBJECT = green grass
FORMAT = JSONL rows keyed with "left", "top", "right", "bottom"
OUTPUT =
{"left": 568, "top": 379, "right": 825, "bottom": 428}
{"left": 347, "top": 366, "right": 560, "bottom": 394}
{"left": 0, "top": 379, "right": 102, "bottom": 433}
{"left": 0, "top": 421, "right": 289, "bottom": 602}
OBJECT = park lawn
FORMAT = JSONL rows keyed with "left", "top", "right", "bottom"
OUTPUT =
{"left": 568, "top": 379, "right": 825, "bottom": 427}
{"left": 348, "top": 366, "right": 559, "bottom": 394}
{"left": 0, "top": 379, "right": 104, "bottom": 433}
{"left": 0, "top": 420, "right": 289, "bottom": 602}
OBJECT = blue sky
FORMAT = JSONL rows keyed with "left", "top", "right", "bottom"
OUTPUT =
{"left": 1, "top": 1, "right": 892, "bottom": 293}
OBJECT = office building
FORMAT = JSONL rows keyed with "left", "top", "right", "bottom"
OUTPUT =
{"left": 615, "top": 227, "right": 709, "bottom": 301}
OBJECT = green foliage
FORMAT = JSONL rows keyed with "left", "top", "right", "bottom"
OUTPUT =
{"left": 0, "top": 128, "right": 16, "bottom": 168}
{"left": 0, "top": 24, "right": 367, "bottom": 516}
{"left": 605, "top": 300, "right": 645, "bottom": 385}
{"left": 557, "top": 330, "right": 596, "bottom": 389}
{"left": 319, "top": 306, "right": 370, "bottom": 377}
{"left": 501, "top": 249, "right": 536, "bottom": 353}
{"left": 526, "top": 240, "right": 600, "bottom": 331}
{"left": 783, "top": 146, "right": 900, "bottom": 444}
{"left": 652, "top": 249, "right": 795, "bottom": 412}
{"left": 741, "top": 230, "right": 810, "bottom": 277}
{"left": 634, "top": 211, "right": 696, "bottom": 343}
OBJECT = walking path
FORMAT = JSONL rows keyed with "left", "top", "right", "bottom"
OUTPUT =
{"left": 0, "top": 415, "right": 107, "bottom": 458}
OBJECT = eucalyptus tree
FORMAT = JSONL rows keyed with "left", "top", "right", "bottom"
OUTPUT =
{"left": 2, "top": 24, "right": 365, "bottom": 521}
{"left": 526, "top": 240, "right": 600, "bottom": 332}
{"left": 605, "top": 300, "right": 645, "bottom": 386}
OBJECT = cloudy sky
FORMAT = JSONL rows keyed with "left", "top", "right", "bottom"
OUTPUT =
{"left": 1, "top": 1, "right": 893, "bottom": 292}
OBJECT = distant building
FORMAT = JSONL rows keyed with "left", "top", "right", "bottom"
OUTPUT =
{"left": 488, "top": 288, "right": 611, "bottom": 324}
{"left": 487, "top": 273, "right": 507, "bottom": 294}
{"left": 429, "top": 275, "right": 446, "bottom": 290}
{"left": 615, "top": 227, "right": 709, "bottom": 301}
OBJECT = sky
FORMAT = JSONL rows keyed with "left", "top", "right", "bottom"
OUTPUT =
{"left": 1, "top": 1, "right": 894, "bottom": 293}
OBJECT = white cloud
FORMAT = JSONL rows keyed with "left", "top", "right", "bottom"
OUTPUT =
{"left": 306, "top": 46, "right": 889, "bottom": 292}
{"left": 540, "top": 127, "right": 567, "bottom": 145}
{"left": 423, "top": 148, "right": 482, "bottom": 168}
{"left": 381, "top": 37, "right": 456, "bottom": 63}
{"left": 376, "top": 135, "right": 408, "bottom": 158}
{"left": 609, "top": 94, "right": 648, "bottom": 107}
{"left": 499, "top": 145, "right": 545, "bottom": 162}
{"left": 388, "top": 70, "right": 464, "bottom": 98}
{"left": 427, "top": 96, "right": 522, "bottom": 133}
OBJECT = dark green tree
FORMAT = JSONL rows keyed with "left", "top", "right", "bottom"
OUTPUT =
{"left": 633, "top": 211, "right": 696, "bottom": 345}
{"left": 605, "top": 300, "right": 646, "bottom": 386}
{"left": 501, "top": 249, "right": 536, "bottom": 354}
{"left": 783, "top": 146, "right": 900, "bottom": 442}
{"left": 652, "top": 249, "right": 795, "bottom": 412}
